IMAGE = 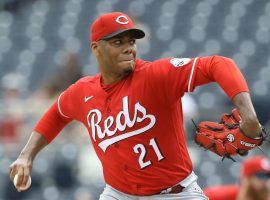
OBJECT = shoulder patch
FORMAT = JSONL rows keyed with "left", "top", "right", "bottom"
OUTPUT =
{"left": 170, "top": 58, "right": 191, "bottom": 67}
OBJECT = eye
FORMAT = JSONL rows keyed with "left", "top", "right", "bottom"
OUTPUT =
{"left": 113, "top": 39, "right": 121, "bottom": 45}
{"left": 130, "top": 39, "right": 136, "bottom": 45}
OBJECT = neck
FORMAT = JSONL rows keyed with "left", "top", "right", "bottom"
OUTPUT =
{"left": 101, "top": 71, "right": 125, "bottom": 85}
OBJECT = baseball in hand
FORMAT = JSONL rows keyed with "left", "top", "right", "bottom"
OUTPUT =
{"left": 13, "top": 174, "right": 31, "bottom": 191}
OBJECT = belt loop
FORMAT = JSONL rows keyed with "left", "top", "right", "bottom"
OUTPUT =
{"left": 160, "top": 187, "right": 172, "bottom": 194}
{"left": 160, "top": 185, "right": 184, "bottom": 194}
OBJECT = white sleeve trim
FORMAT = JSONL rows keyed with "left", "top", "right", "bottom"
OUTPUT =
{"left": 57, "top": 93, "right": 70, "bottom": 119}
{"left": 188, "top": 57, "right": 198, "bottom": 93}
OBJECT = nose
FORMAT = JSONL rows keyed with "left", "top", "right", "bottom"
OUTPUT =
{"left": 123, "top": 44, "right": 135, "bottom": 55}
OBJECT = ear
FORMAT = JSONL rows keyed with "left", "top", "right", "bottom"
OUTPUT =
{"left": 91, "top": 42, "right": 99, "bottom": 56}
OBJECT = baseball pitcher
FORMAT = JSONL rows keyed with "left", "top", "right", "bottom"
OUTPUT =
{"left": 9, "top": 12, "right": 266, "bottom": 200}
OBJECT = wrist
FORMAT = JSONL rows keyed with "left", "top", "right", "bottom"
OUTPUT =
{"left": 19, "top": 151, "right": 35, "bottom": 162}
{"left": 240, "top": 120, "right": 262, "bottom": 139}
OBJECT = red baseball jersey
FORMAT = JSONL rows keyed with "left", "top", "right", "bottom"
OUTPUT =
{"left": 204, "top": 184, "right": 239, "bottom": 200}
{"left": 34, "top": 56, "right": 248, "bottom": 195}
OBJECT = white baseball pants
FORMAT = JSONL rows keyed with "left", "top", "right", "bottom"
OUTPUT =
{"left": 99, "top": 181, "right": 208, "bottom": 200}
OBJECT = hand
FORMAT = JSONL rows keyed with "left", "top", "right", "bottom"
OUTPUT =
{"left": 194, "top": 108, "right": 265, "bottom": 160}
{"left": 9, "top": 157, "right": 33, "bottom": 192}
{"left": 240, "top": 121, "right": 262, "bottom": 139}
{"left": 232, "top": 92, "right": 262, "bottom": 139}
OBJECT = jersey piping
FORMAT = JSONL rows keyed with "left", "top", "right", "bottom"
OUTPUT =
{"left": 57, "top": 92, "right": 70, "bottom": 119}
{"left": 188, "top": 57, "right": 198, "bottom": 92}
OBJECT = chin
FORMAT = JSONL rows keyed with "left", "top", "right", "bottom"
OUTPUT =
{"left": 122, "top": 67, "right": 134, "bottom": 76}
{"left": 121, "top": 62, "right": 134, "bottom": 74}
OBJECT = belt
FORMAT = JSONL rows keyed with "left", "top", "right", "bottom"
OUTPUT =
{"left": 160, "top": 184, "right": 185, "bottom": 194}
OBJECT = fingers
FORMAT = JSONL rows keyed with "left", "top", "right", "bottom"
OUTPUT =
{"left": 9, "top": 159, "right": 32, "bottom": 192}
{"left": 9, "top": 163, "right": 17, "bottom": 183}
{"left": 22, "top": 168, "right": 30, "bottom": 187}
{"left": 16, "top": 167, "right": 24, "bottom": 188}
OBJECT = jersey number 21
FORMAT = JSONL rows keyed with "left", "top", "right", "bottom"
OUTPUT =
{"left": 133, "top": 138, "right": 164, "bottom": 169}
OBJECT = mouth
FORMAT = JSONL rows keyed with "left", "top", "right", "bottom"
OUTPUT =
{"left": 120, "top": 59, "right": 135, "bottom": 63}
{"left": 119, "top": 55, "right": 135, "bottom": 62}
{"left": 121, "top": 60, "right": 134, "bottom": 64}
{"left": 119, "top": 60, "right": 135, "bottom": 68}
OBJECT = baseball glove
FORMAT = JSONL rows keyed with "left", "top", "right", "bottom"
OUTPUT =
{"left": 194, "top": 109, "right": 267, "bottom": 161}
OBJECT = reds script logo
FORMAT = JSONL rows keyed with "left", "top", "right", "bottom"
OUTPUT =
{"left": 86, "top": 96, "right": 156, "bottom": 152}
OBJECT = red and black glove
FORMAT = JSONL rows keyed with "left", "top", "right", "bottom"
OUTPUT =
{"left": 194, "top": 109, "right": 267, "bottom": 161}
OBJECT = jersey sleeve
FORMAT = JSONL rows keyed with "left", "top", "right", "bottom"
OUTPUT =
{"left": 149, "top": 55, "right": 249, "bottom": 102}
{"left": 194, "top": 55, "right": 249, "bottom": 99}
{"left": 33, "top": 83, "right": 77, "bottom": 143}
{"left": 148, "top": 57, "right": 200, "bottom": 101}
{"left": 57, "top": 83, "right": 76, "bottom": 119}
{"left": 33, "top": 102, "right": 72, "bottom": 143}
